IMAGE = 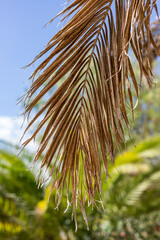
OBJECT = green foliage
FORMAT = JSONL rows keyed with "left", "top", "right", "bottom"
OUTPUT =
{"left": 0, "top": 150, "right": 43, "bottom": 239}
{"left": 1, "top": 134, "right": 160, "bottom": 239}
{"left": 1, "top": 67, "right": 160, "bottom": 239}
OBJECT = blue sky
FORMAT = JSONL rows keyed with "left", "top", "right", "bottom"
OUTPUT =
{"left": 0, "top": 1, "right": 159, "bottom": 117}
{"left": 0, "top": 0, "right": 65, "bottom": 117}
{"left": 0, "top": 0, "right": 65, "bottom": 147}
{"left": 0, "top": 1, "right": 159, "bottom": 146}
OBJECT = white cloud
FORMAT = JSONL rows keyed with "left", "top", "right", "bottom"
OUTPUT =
{"left": 0, "top": 116, "right": 37, "bottom": 151}
{"left": 0, "top": 116, "right": 22, "bottom": 142}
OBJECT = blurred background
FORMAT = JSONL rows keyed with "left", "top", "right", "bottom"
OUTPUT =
{"left": 0, "top": 1, "right": 160, "bottom": 239}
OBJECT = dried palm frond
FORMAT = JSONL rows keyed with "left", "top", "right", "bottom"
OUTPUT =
{"left": 147, "top": 19, "right": 160, "bottom": 62}
{"left": 143, "top": 19, "right": 160, "bottom": 84}
{"left": 20, "top": 0, "right": 160, "bottom": 229}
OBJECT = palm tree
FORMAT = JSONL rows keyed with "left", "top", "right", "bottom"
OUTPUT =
{"left": 20, "top": 0, "right": 160, "bottom": 226}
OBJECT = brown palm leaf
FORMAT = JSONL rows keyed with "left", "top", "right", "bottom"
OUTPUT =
{"left": 20, "top": 0, "right": 160, "bottom": 229}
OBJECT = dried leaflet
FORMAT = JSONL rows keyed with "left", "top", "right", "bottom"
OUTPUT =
{"left": 20, "top": 0, "right": 160, "bottom": 228}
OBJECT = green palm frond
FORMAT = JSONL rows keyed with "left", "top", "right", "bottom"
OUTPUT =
{"left": 0, "top": 221, "right": 22, "bottom": 236}
{"left": 0, "top": 149, "right": 44, "bottom": 238}
{"left": 0, "top": 150, "right": 43, "bottom": 208}
{"left": 20, "top": 0, "right": 160, "bottom": 224}
{"left": 112, "top": 134, "right": 160, "bottom": 175}
{"left": 125, "top": 170, "right": 160, "bottom": 206}
{"left": 106, "top": 135, "right": 160, "bottom": 212}
{"left": 112, "top": 163, "right": 150, "bottom": 175}
{"left": 132, "top": 135, "right": 160, "bottom": 153}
